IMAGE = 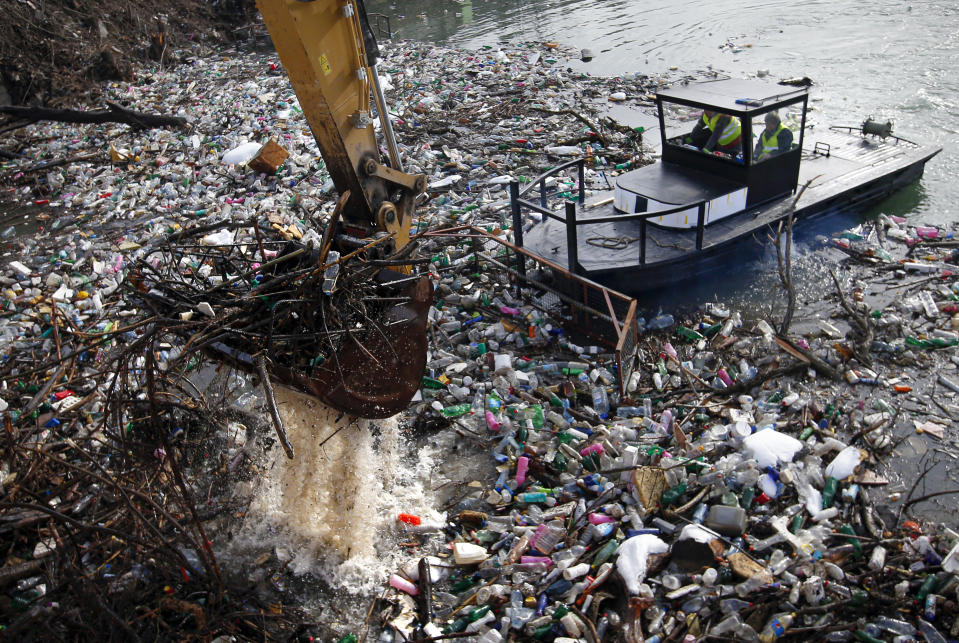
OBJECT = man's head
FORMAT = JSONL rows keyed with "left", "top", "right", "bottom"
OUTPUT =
{"left": 764, "top": 111, "right": 781, "bottom": 132}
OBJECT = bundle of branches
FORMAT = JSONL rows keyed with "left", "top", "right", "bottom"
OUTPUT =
{"left": 127, "top": 215, "right": 417, "bottom": 389}
{"left": 0, "top": 207, "right": 421, "bottom": 638}
{"left": 0, "top": 315, "right": 304, "bottom": 640}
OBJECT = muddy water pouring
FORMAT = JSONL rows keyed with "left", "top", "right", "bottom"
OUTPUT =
{"left": 242, "top": 386, "right": 441, "bottom": 593}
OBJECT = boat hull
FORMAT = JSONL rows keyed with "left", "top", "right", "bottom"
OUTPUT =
{"left": 522, "top": 128, "right": 940, "bottom": 295}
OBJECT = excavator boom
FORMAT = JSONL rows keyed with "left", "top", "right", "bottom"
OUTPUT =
{"left": 246, "top": 0, "right": 430, "bottom": 419}
{"left": 255, "top": 0, "right": 424, "bottom": 246}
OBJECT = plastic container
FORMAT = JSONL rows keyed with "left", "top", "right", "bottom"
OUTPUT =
{"left": 453, "top": 542, "right": 489, "bottom": 565}
{"left": 704, "top": 505, "right": 747, "bottom": 536}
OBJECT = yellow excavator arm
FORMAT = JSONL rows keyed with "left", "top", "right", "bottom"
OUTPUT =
{"left": 255, "top": 0, "right": 425, "bottom": 252}
{"left": 235, "top": 0, "right": 431, "bottom": 420}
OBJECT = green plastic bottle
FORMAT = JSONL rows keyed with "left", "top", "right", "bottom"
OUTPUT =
{"left": 852, "top": 629, "right": 883, "bottom": 643}
{"left": 676, "top": 325, "right": 705, "bottom": 342}
{"left": 517, "top": 426, "right": 529, "bottom": 444}
{"left": 917, "top": 574, "right": 937, "bottom": 603}
{"left": 661, "top": 482, "right": 687, "bottom": 506}
{"left": 526, "top": 404, "right": 545, "bottom": 429}
{"left": 591, "top": 538, "right": 620, "bottom": 569}
{"left": 451, "top": 576, "right": 476, "bottom": 593}
{"left": 821, "top": 477, "right": 839, "bottom": 508}
{"left": 444, "top": 616, "right": 469, "bottom": 634}
{"left": 839, "top": 525, "right": 863, "bottom": 559}
{"left": 790, "top": 513, "right": 804, "bottom": 534}
{"left": 533, "top": 624, "right": 553, "bottom": 638}
{"left": 422, "top": 376, "right": 446, "bottom": 390}
{"left": 552, "top": 451, "right": 568, "bottom": 473}
{"left": 582, "top": 452, "right": 600, "bottom": 472}
{"left": 441, "top": 403, "right": 472, "bottom": 418}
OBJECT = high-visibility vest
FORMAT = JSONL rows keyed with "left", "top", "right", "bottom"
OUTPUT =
{"left": 703, "top": 112, "right": 742, "bottom": 148}
{"left": 758, "top": 124, "right": 788, "bottom": 156}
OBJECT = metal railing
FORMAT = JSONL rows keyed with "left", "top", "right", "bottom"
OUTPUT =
{"left": 509, "top": 158, "right": 713, "bottom": 274}
{"left": 421, "top": 225, "right": 640, "bottom": 397}
{"left": 367, "top": 13, "right": 392, "bottom": 40}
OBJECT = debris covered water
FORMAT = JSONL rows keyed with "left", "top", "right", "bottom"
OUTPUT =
{"left": 1, "top": 34, "right": 958, "bottom": 642}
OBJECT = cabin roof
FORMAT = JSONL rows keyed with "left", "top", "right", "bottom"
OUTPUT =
{"left": 657, "top": 78, "right": 808, "bottom": 115}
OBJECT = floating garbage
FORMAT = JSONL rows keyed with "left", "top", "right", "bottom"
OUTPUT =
{"left": 1, "top": 32, "right": 958, "bottom": 643}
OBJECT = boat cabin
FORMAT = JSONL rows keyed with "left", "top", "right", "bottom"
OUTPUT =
{"left": 614, "top": 78, "right": 809, "bottom": 229}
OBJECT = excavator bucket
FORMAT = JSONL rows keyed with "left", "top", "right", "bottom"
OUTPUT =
{"left": 266, "top": 270, "right": 431, "bottom": 418}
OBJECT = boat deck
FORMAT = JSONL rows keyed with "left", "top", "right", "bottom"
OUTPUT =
{"left": 522, "top": 128, "right": 940, "bottom": 282}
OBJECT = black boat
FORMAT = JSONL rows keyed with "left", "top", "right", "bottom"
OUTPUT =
{"left": 513, "top": 78, "right": 941, "bottom": 294}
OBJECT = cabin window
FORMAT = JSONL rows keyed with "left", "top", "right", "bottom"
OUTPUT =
{"left": 750, "top": 103, "right": 803, "bottom": 164}
{"left": 663, "top": 102, "right": 708, "bottom": 151}
{"left": 662, "top": 102, "right": 743, "bottom": 162}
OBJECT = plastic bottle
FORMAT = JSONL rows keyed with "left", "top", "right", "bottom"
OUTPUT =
{"left": 924, "top": 594, "right": 938, "bottom": 621}
{"left": 868, "top": 545, "right": 887, "bottom": 571}
{"left": 735, "top": 574, "right": 767, "bottom": 597}
{"left": 710, "top": 614, "right": 748, "bottom": 637}
{"left": 661, "top": 481, "right": 687, "bottom": 505}
{"left": 466, "top": 610, "right": 496, "bottom": 633}
{"left": 917, "top": 618, "right": 947, "bottom": 643}
{"left": 553, "top": 544, "right": 585, "bottom": 570}
{"left": 720, "top": 597, "right": 752, "bottom": 613}
{"left": 647, "top": 313, "right": 675, "bottom": 330}
{"left": 821, "top": 476, "right": 839, "bottom": 508}
{"left": 705, "top": 505, "right": 747, "bottom": 536}
{"left": 872, "top": 616, "right": 917, "bottom": 636}
{"left": 515, "top": 456, "right": 529, "bottom": 486}
{"left": 474, "top": 627, "right": 502, "bottom": 643}
{"left": 389, "top": 573, "right": 419, "bottom": 595}
{"left": 759, "top": 612, "right": 795, "bottom": 642}
{"left": 531, "top": 524, "right": 565, "bottom": 554}
{"left": 590, "top": 385, "right": 609, "bottom": 415}
{"left": 321, "top": 251, "right": 341, "bottom": 295}
{"left": 442, "top": 403, "right": 472, "bottom": 418}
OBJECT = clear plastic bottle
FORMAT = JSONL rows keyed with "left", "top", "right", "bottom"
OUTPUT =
{"left": 590, "top": 385, "right": 609, "bottom": 415}
{"left": 868, "top": 545, "right": 887, "bottom": 571}
{"left": 735, "top": 574, "right": 766, "bottom": 597}
{"left": 917, "top": 618, "right": 947, "bottom": 643}
{"left": 759, "top": 612, "right": 795, "bottom": 643}
{"left": 645, "top": 604, "right": 666, "bottom": 634}
{"left": 872, "top": 615, "right": 917, "bottom": 636}
{"left": 769, "top": 551, "right": 792, "bottom": 576}
{"left": 474, "top": 627, "right": 502, "bottom": 643}
{"left": 552, "top": 544, "right": 585, "bottom": 571}
{"left": 720, "top": 597, "right": 752, "bottom": 613}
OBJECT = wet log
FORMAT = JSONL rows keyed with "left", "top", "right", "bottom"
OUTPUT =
{"left": 0, "top": 101, "right": 186, "bottom": 129}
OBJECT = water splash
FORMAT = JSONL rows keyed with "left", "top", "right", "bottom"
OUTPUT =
{"left": 241, "top": 385, "right": 441, "bottom": 594}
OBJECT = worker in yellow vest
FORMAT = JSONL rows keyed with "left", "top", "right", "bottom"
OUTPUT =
{"left": 686, "top": 110, "right": 742, "bottom": 155}
{"left": 753, "top": 111, "right": 794, "bottom": 161}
